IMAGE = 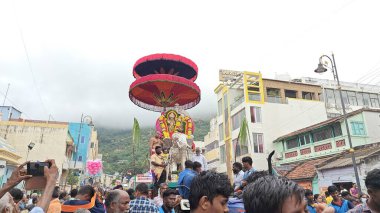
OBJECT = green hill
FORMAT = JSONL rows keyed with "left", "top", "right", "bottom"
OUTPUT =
{"left": 98, "top": 119, "right": 210, "bottom": 175}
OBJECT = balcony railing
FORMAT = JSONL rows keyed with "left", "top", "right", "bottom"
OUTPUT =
{"left": 266, "top": 96, "right": 283, "bottom": 104}
{"left": 230, "top": 96, "right": 245, "bottom": 110}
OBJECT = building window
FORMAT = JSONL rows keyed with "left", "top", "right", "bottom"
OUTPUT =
{"left": 299, "top": 134, "right": 311, "bottom": 146}
{"left": 78, "top": 156, "right": 83, "bottom": 161}
{"left": 232, "top": 109, "right": 246, "bottom": 131}
{"left": 219, "top": 124, "right": 224, "bottom": 142}
{"left": 286, "top": 138, "right": 298, "bottom": 149}
{"left": 252, "top": 133, "right": 264, "bottom": 153}
{"left": 81, "top": 136, "right": 85, "bottom": 143}
{"left": 370, "top": 94, "right": 380, "bottom": 108}
{"left": 206, "top": 140, "right": 219, "bottom": 152}
{"left": 363, "top": 93, "right": 370, "bottom": 106}
{"left": 347, "top": 91, "right": 358, "bottom": 106}
{"left": 285, "top": 90, "right": 297, "bottom": 99}
{"left": 218, "top": 99, "right": 223, "bottom": 116}
{"left": 332, "top": 123, "right": 342, "bottom": 137}
{"left": 244, "top": 73, "right": 263, "bottom": 103}
{"left": 250, "top": 107, "right": 262, "bottom": 123}
{"left": 312, "top": 127, "right": 333, "bottom": 142}
{"left": 357, "top": 92, "right": 364, "bottom": 106}
{"left": 220, "top": 144, "right": 226, "bottom": 163}
{"left": 302, "top": 92, "right": 313, "bottom": 100}
{"left": 325, "top": 89, "right": 335, "bottom": 105}
{"left": 90, "top": 142, "right": 94, "bottom": 148}
{"left": 351, "top": 122, "right": 366, "bottom": 136}
{"left": 266, "top": 88, "right": 281, "bottom": 103}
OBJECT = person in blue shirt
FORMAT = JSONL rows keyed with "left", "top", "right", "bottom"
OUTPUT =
{"left": 305, "top": 189, "right": 317, "bottom": 213}
{"left": 177, "top": 160, "right": 196, "bottom": 199}
{"left": 158, "top": 189, "right": 177, "bottom": 213}
{"left": 327, "top": 185, "right": 351, "bottom": 213}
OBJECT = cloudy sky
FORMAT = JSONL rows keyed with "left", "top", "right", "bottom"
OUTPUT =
{"left": 1, "top": 0, "right": 380, "bottom": 128}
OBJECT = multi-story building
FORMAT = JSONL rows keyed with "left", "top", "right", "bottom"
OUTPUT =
{"left": 0, "top": 118, "right": 72, "bottom": 186}
{"left": 296, "top": 77, "right": 380, "bottom": 118}
{"left": 68, "top": 123, "right": 92, "bottom": 171}
{"left": 204, "top": 70, "right": 329, "bottom": 179}
{"left": 273, "top": 108, "right": 380, "bottom": 164}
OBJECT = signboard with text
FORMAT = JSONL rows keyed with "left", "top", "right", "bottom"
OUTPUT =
{"left": 219, "top": 70, "right": 243, "bottom": 83}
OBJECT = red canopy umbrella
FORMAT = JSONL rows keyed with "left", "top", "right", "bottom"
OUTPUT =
{"left": 133, "top": 53, "right": 198, "bottom": 81}
{"left": 129, "top": 74, "right": 201, "bottom": 112}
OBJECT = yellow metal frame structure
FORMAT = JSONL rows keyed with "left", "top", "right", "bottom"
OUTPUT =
{"left": 243, "top": 71, "right": 264, "bottom": 104}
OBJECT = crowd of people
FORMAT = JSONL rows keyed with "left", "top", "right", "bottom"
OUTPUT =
{"left": 1, "top": 157, "right": 380, "bottom": 213}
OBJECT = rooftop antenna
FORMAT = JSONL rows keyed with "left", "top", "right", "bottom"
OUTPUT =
{"left": 1, "top": 84, "right": 10, "bottom": 113}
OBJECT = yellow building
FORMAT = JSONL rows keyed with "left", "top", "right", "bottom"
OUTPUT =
{"left": 0, "top": 119, "right": 72, "bottom": 186}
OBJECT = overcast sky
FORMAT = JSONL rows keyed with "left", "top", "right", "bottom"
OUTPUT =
{"left": 1, "top": 0, "right": 380, "bottom": 129}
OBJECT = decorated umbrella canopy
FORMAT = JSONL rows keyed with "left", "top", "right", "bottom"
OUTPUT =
{"left": 133, "top": 53, "right": 198, "bottom": 81}
{"left": 129, "top": 74, "right": 201, "bottom": 112}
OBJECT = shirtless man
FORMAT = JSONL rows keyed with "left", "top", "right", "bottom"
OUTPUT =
{"left": 149, "top": 134, "right": 163, "bottom": 155}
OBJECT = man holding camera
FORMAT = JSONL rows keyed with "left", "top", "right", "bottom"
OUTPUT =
{"left": 0, "top": 160, "right": 59, "bottom": 213}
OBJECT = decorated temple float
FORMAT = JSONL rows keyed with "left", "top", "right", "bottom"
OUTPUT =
{"left": 129, "top": 53, "right": 201, "bottom": 187}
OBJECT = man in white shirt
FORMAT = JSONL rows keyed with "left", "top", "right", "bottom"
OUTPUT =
{"left": 232, "top": 162, "right": 244, "bottom": 191}
{"left": 191, "top": 148, "right": 208, "bottom": 171}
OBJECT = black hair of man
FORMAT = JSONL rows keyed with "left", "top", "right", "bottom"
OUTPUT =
{"left": 327, "top": 185, "right": 339, "bottom": 194}
{"left": 155, "top": 145, "right": 162, "bottom": 150}
{"left": 243, "top": 175, "right": 305, "bottom": 213}
{"left": 162, "top": 189, "right": 178, "bottom": 199}
{"left": 126, "top": 188, "right": 135, "bottom": 200}
{"left": 341, "top": 191, "right": 350, "bottom": 197}
{"left": 305, "top": 189, "right": 313, "bottom": 197}
{"left": 365, "top": 168, "right": 380, "bottom": 189}
{"left": 135, "top": 183, "right": 149, "bottom": 195}
{"left": 189, "top": 171, "right": 232, "bottom": 210}
{"left": 113, "top": 185, "right": 123, "bottom": 190}
{"left": 52, "top": 186, "right": 60, "bottom": 199}
{"left": 78, "top": 185, "right": 95, "bottom": 199}
{"left": 233, "top": 162, "right": 243, "bottom": 171}
{"left": 313, "top": 194, "right": 320, "bottom": 202}
{"left": 59, "top": 191, "right": 68, "bottom": 200}
{"left": 9, "top": 188, "right": 23, "bottom": 203}
{"left": 242, "top": 156, "right": 252, "bottom": 166}
{"left": 70, "top": 189, "right": 78, "bottom": 198}
{"left": 193, "top": 161, "right": 202, "bottom": 171}
{"left": 245, "top": 170, "right": 269, "bottom": 185}
{"left": 324, "top": 191, "right": 330, "bottom": 197}
{"left": 105, "top": 190, "right": 121, "bottom": 208}
{"left": 184, "top": 160, "right": 194, "bottom": 169}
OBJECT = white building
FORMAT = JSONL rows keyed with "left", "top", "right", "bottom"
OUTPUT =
{"left": 204, "top": 70, "right": 329, "bottom": 179}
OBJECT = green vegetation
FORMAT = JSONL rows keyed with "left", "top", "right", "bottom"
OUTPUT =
{"left": 98, "top": 119, "right": 210, "bottom": 175}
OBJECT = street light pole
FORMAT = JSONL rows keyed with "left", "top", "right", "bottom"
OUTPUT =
{"left": 315, "top": 53, "right": 362, "bottom": 193}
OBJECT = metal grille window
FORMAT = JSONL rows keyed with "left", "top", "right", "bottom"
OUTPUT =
{"left": 351, "top": 122, "right": 366, "bottom": 136}
{"left": 313, "top": 128, "right": 333, "bottom": 142}
{"left": 286, "top": 138, "right": 298, "bottom": 149}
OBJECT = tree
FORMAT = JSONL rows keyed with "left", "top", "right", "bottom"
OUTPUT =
{"left": 67, "top": 170, "right": 79, "bottom": 187}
